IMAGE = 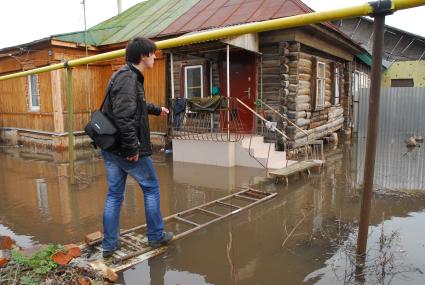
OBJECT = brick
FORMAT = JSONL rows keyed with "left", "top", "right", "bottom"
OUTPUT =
{"left": 0, "top": 236, "right": 13, "bottom": 250}
{"left": 0, "top": 250, "right": 11, "bottom": 268}
{"left": 84, "top": 232, "right": 103, "bottom": 245}
{"left": 77, "top": 276, "right": 92, "bottom": 285}
{"left": 0, "top": 258, "right": 9, "bottom": 268}
{"left": 51, "top": 251, "right": 73, "bottom": 265}
{"left": 64, "top": 244, "right": 81, "bottom": 258}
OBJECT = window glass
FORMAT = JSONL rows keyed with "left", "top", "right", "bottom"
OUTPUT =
{"left": 28, "top": 75, "right": 40, "bottom": 111}
{"left": 316, "top": 62, "right": 326, "bottom": 109}
{"left": 185, "top": 66, "right": 203, "bottom": 98}
{"left": 335, "top": 67, "right": 340, "bottom": 105}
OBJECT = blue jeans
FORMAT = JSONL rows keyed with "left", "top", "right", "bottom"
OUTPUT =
{"left": 101, "top": 150, "right": 164, "bottom": 251}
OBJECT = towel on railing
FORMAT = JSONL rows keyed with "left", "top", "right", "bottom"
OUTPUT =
{"left": 187, "top": 96, "right": 224, "bottom": 113}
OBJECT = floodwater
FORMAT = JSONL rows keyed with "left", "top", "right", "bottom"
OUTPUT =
{"left": 1, "top": 138, "right": 425, "bottom": 285}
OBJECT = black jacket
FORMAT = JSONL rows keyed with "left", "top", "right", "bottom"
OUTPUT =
{"left": 103, "top": 63, "right": 162, "bottom": 157}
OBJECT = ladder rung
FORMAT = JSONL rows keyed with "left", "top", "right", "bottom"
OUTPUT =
{"left": 235, "top": 194, "right": 258, "bottom": 202}
{"left": 119, "top": 237, "right": 144, "bottom": 250}
{"left": 216, "top": 201, "right": 240, "bottom": 209}
{"left": 114, "top": 250, "right": 127, "bottom": 257}
{"left": 127, "top": 235, "right": 149, "bottom": 247}
{"left": 175, "top": 216, "right": 200, "bottom": 227}
{"left": 197, "top": 207, "right": 222, "bottom": 217}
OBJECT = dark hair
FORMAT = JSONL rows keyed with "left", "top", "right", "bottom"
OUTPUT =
{"left": 125, "top": 37, "right": 157, "bottom": 64}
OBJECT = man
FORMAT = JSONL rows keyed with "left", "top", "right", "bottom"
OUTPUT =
{"left": 101, "top": 37, "right": 173, "bottom": 258}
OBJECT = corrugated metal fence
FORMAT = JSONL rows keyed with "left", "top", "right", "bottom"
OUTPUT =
{"left": 355, "top": 87, "right": 425, "bottom": 190}
{"left": 356, "top": 87, "right": 425, "bottom": 138}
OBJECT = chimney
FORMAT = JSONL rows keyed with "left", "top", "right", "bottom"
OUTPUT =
{"left": 117, "top": 0, "right": 122, "bottom": 14}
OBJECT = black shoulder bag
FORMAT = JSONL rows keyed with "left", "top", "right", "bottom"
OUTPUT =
{"left": 84, "top": 77, "right": 119, "bottom": 151}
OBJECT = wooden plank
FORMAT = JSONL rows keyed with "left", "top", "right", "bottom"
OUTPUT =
{"left": 269, "top": 160, "right": 323, "bottom": 177}
{"left": 119, "top": 237, "right": 144, "bottom": 250}
{"left": 51, "top": 70, "right": 65, "bottom": 133}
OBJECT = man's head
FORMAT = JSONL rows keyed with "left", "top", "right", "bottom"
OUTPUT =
{"left": 126, "top": 37, "right": 157, "bottom": 70}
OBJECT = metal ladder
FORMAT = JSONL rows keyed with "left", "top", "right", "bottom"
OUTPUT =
{"left": 80, "top": 187, "right": 277, "bottom": 273}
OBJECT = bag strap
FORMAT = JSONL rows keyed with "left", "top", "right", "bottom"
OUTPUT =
{"left": 99, "top": 67, "right": 126, "bottom": 110}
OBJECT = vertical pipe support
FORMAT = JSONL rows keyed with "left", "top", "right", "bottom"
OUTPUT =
{"left": 260, "top": 55, "right": 264, "bottom": 135}
{"left": 170, "top": 52, "right": 175, "bottom": 99}
{"left": 356, "top": 13, "right": 386, "bottom": 260}
{"left": 226, "top": 45, "right": 230, "bottom": 141}
{"left": 210, "top": 61, "right": 214, "bottom": 131}
{"left": 66, "top": 68, "right": 76, "bottom": 185}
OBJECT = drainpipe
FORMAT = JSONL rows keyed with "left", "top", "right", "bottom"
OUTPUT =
{"left": 117, "top": 0, "right": 122, "bottom": 14}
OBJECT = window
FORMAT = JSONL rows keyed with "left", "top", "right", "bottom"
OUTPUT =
{"left": 353, "top": 71, "right": 370, "bottom": 93}
{"left": 28, "top": 74, "right": 40, "bottom": 111}
{"left": 391, "top": 79, "right": 414, "bottom": 87}
{"left": 334, "top": 67, "right": 340, "bottom": 105}
{"left": 184, "top": 65, "right": 203, "bottom": 98}
{"left": 316, "top": 62, "right": 326, "bottom": 109}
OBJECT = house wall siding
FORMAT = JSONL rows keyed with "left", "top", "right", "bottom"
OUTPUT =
{"left": 0, "top": 46, "right": 167, "bottom": 148}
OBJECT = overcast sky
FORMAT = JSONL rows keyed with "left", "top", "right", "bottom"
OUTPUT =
{"left": 1, "top": 0, "right": 425, "bottom": 49}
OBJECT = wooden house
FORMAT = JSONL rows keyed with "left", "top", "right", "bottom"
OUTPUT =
{"left": 1, "top": 0, "right": 371, "bottom": 154}
{"left": 158, "top": 0, "right": 369, "bottom": 149}
{"left": 0, "top": 0, "right": 198, "bottom": 149}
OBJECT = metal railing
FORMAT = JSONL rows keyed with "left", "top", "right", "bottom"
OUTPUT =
{"left": 170, "top": 97, "right": 245, "bottom": 142}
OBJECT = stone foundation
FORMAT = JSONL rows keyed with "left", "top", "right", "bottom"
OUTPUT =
{"left": 0, "top": 129, "right": 167, "bottom": 151}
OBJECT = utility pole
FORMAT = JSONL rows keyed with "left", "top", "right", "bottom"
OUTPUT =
{"left": 356, "top": 1, "right": 391, "bottom": 263}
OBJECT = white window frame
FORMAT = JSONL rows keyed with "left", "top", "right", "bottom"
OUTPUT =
{"left": 184, "top": 65, "right": 203, "bottom": 99}
{"left": 334, "top": 67, "right": 340, "bottom": 106}
{"left": 28, "top": 74, "right": 40, "bottom": 111}
{"left": 316, "top": 62, "right": 326, "bottom": 109}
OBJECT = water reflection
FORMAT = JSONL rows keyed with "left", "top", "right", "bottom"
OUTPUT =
{"left": 306, "top": 211, "right": 425, "bottom": 284}
{"left": 356, "top": 137, "right": 425, "bottom": 190}
{"left": 0, "top": 140, "right": 425, "bottom": 284}
{"left": 35, "top": 178, "right": 49, "bottom": 216}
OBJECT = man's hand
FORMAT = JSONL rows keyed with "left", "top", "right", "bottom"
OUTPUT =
{"left": 127, "top": 154, "right": 139, "bottom": 162}
{"left": 160, "top": 107, "right": 169, "bottom": 116}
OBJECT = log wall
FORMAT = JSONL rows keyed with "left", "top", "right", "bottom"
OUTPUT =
{"left": 259, "top": 32, "right": 352, "bottom": 148}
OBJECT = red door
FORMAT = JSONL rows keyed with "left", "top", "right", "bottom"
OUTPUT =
{"left": 220, "top": 50, "right": 256, "bottom": 133}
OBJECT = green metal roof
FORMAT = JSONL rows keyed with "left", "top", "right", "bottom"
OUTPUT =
{"left": 54, "top": 0, "right": 200, "bottom": 46}
{"left": 356, "top": 53, "right": 389, "bottom": 69}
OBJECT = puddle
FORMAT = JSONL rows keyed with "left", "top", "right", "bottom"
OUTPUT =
{"left": 0, "top": 138, "right": 424, "bottom": 284}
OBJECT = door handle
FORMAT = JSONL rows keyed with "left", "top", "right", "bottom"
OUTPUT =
{"left": 243, "top": 87, "right": 251, "bottom": 99}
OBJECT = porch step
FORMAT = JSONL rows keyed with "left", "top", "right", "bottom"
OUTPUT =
{"left": 240, "top": 136, "right": 287, "bottom": 169}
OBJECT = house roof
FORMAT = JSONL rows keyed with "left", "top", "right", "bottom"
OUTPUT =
{"left": 54, "top": 0, "right": 200, "bottom": 46}
{"left": 333, "top": 17, "right": 425, "bottom": 63}
{"left": 159, "top": 0, "right": 318, "bottom": 36}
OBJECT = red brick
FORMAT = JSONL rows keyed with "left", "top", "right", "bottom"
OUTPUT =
{"left": 0, "top": 258, "right": 9, "bottom": 267}
{"left": 0, "top": 250, "right": 11, "bottom": 268}
{"left": 77, "top": 277, "right": 92, "bottom": 285}
{"left": 51, "top": 251, "right": 73, "bottom": 265}
{"left": 0, "top": 236, "right": 13, "bottom": 250}
{"left": 84, "top": 232, "right": 103, "bottom": 245}
{"left": 64, "top": 244, "right": 81, "bottom": 258}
